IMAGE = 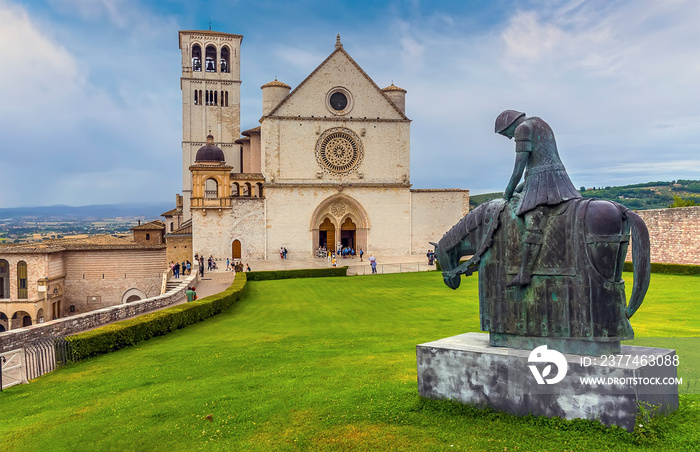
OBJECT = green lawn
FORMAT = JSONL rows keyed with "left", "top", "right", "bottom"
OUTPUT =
{"left": 1, "top": 272, "right": 698, "bottom": 451}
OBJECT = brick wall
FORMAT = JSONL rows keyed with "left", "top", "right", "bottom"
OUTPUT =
{"left": 624, "top": 206, "right": 700, "bottom": 265}
{"left": 0, "top": 273, "right": 198, "bottom": 353}
{"left": 63, "top": 248, "right": 166, "bottom": 313}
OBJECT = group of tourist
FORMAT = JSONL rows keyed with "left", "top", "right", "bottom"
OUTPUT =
{"left": 279, "top": 247, "right": 288, "bottom": 259}
{"left": 426, "top": 249, "right": 436, "bottom": 266}
{"left": 170, "top": 260, "right": 192, "bottom": 278}
{"left": 185, "top": 286, "right": 197, "bottom": 302}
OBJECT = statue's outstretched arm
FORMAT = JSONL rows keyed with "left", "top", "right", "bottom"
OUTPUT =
{"left": 504, "top": 152, "right": 528, "bottom": 200}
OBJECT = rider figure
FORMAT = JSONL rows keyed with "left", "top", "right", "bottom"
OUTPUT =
{"left": 495, "top": 110, "right": 581, "bottom": 287}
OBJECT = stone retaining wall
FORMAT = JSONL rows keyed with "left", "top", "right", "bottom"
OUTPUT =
{"left": 0, "top": 273, "right": 198, "bottom": 353}
{"left": 625, "top": 206, "right": 700, "bottom": 265}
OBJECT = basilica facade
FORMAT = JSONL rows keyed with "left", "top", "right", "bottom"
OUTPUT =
{"left": 176, "top": 30, "right": 469, "bottom": 261}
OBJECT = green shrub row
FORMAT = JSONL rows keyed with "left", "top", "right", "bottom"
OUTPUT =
{"left": 245, "top": 266, "right": 347, "bottom": 281}
{"left": 623, "top": 261, "right": 700, "bottom": 276}
{"left": 66, "top": 273, "right": 248, "bottom": 361}
{"left": 437, "top": 260, "right": 700, "bottom": 276}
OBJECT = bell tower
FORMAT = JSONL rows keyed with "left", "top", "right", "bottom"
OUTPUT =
{"left": 179, "top": 30, "right": 243, "bottom": 220}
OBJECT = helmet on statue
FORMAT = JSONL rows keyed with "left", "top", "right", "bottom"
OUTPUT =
{"left": 495, "top": 110, "right": 526, "bottom": 134}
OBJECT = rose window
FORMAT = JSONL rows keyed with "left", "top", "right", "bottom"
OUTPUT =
{"left": 315, "top": 128, "right": 363, "bottom": 175}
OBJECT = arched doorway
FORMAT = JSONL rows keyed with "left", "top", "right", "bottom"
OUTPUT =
{"left": 340, "top": 217, "right": 356, "bottom": 250}
{"left": 232, "top": 240, "right": 242, "bottom": 259}
{"left": 319, "top": 218, "right": 335, "bottom": 251}
{"left": 310, "top": 194, "right": 369, "bottom": 257}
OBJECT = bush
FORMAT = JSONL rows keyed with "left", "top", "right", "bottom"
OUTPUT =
{"left": 66, "top": 273, "right": 248, "bottom": 360}
{"left": 246, "top": 266, "right": 347, "bottom": 281}
{"left": 623, "top": 261, "right": 700, "bottom": 276}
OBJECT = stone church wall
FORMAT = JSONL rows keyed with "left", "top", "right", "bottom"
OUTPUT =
{"left": 192, "top": 198, "right": 266, "bottom": 262}
{"left": 266, "top": 120, "right": 410, "bottom": 184}
{"left": 264, "top": 186, "right": 412, "bottom": 258}
{"left": 411, "top": 189, "right": 470, "bottom": 255}
{"left": 624, "top": 206, "right": 700, "bottom": 265}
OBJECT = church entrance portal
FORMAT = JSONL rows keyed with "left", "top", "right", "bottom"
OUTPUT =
{"left": 340, "top": 218, "right": 356, "bottom": 250}
{"left": 319, "top": 218, "right": 335, "bottom": 250}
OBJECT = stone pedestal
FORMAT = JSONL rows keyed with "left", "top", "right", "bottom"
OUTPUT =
{"left": 417, "top": 333, "right": 679, "bottom": 431}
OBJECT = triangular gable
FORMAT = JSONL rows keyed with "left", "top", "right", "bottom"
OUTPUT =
{"left": 264, "top": 45, "right": 409, "bottom": 121}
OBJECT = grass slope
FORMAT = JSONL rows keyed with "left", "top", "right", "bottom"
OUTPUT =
{"left": 0, "top": 272, "right": 698, "bottom": 451}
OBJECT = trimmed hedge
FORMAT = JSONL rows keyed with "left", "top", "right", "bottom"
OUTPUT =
{"left": 439, "top": 260, "right": 700, "bottom": 277}
{"left": 623, "top": 261, "right": 700, "bottom": 276}
{"left": 66, "top": 273, "right": 248, "bottom": 361}
{"left": 245, "top": 266, "right": 348, "bottom": 281}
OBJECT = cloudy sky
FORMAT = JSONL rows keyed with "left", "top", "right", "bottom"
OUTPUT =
{"left": 1, "top": 0, "right": 698, "bottom": 208}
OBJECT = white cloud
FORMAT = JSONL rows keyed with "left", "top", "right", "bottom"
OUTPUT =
{"left": 0, "top": 2, "right": 83, "bottom": 111}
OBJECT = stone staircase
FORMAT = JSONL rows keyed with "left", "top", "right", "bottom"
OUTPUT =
{"left": 165, "top": 278, "right": 185, "bottom": 292}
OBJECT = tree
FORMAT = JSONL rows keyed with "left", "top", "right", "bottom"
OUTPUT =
{"left": 670, "top": 195, "right": 698, "bottom": 208}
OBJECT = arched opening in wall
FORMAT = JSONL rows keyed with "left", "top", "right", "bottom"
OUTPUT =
{"left": 12, "top": 311, "right": 32, "bottom": 329}
{"left": 232, "top": 182, "right": 240, "bottom": 197}
{"left": 243, "top": 183, "right": 252, "bottom": 197}
{"left": 36, "top": 308, "right": 44, "bottom": 324}
{"left": 205, "top": 45, "right": 217, "bottom": 72}
{"left": 194, "top": 89, "right": 199, "bottom": 105}
{"left": 232, "top": 240, "right": 241, "bottom": 259}
{"left": 0, "top": 259, "right": 8, "bottom": 299}
{"left": 340, "top": 217, "right": 357, "bottom": 251}
{"left": 214, "top": 90, "right": 218, "bottom": 106}
{"left": 192, "top": 44, "right": 202, "bottom": 71}
{"left": 121, "top": 288, "right": 147, "bottom": 304}
{"left": 319, "top": 218, "right": 335, "bottom": 250}
{"left": 256, "top": 182, "right": 264, "bottom": 198}
{"left": 17, "top": 261, "right": 27, "bottom": 299}
{"left": 0, "top": 312, "right": 8, "bottom": 331}
{"left": 225, "top": 91, "right": 229, "bottom": 107}
{"left": 205, "top": 178, "right": 218, "bottom": 198}
{"left": 220, "top": 46, "right": 230, "bottom": 73}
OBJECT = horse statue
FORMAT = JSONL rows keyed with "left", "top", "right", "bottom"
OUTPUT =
{"left": 433, "top": 194, "right": 651, "bottom": 355}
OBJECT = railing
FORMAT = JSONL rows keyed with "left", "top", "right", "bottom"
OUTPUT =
{"left": 0, "top": 338, "right": 77, "bottom": 390}
{"left": 161, "top": 267, "right": 173, "bottom": 295}
{"left": 347, "top": 262, "right": 438, "bottom": 276}
{"left": 25, "top": 340, "right": 57, "bottom": 381}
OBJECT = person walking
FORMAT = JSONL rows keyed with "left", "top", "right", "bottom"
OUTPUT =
{"left": 186, "top": 286, "right": 196, "bottom": 302}
{"left": 369, "top": 255, "right": 377, "bottom": 274}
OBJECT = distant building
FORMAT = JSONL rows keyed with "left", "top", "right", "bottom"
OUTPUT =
{"left": 171, "top": 30, "right": 469, "bottom": 262}
{"left": 0, "top": 232, "right": 166, "bottom": 332}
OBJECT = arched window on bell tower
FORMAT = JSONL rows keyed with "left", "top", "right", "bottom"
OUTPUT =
{"left": 221, "top": 46, "right": 230, "bottom": 73}
{"left": 205, "top": 178, "right": 218, "bottom": 198}
{"left": 205, "top": 45, "right": 217, "bottom": 72}
{"left": 192, "top": 44, "right": 202, "bottom": 72}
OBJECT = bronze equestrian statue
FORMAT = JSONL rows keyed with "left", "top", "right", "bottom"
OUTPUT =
{"left": 433, "top": 111, "right": 651, "bottom": 356}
